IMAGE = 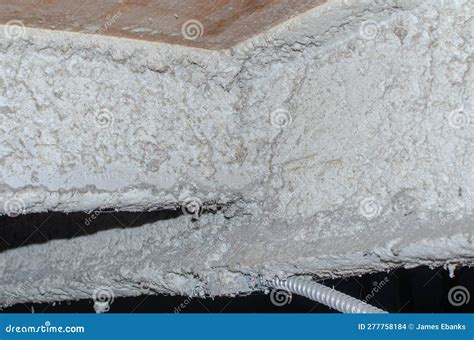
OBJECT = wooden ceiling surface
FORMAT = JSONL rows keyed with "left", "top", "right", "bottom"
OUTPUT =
{"left": 0, "top": 0, "right": 325, "bottom": 49}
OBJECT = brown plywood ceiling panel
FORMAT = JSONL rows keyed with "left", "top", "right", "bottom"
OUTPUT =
{"left": 0, "top": 0, "right": 326, "bottom": 49}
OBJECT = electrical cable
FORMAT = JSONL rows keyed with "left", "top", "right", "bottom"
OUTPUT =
{"left": 268, "top": 276, "right": 387, "bottom": 313}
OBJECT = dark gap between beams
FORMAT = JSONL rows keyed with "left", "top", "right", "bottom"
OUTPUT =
{"left": 0, "top": 209, "right": 183, "bottom": 252}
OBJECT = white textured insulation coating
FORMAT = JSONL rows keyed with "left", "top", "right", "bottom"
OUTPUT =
{"left": 0, "top": 0, "right": 473, "bottom": 305}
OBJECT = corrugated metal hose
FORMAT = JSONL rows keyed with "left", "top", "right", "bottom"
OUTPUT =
{"left": 267, "top": 276, "right": 387, "bottom": 313}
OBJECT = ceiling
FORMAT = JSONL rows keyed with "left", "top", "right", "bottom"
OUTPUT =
{"left": 0, "top": 0, "right": 325, "bottom": 49}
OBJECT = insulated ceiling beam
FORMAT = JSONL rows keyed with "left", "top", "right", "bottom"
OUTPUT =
{"left": 0, "top": 0, "right": 472, "bottom": 306}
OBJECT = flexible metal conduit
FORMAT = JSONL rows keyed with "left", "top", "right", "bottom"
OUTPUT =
{"left": 268, "top": 276, "right": 387, "bottom": 313}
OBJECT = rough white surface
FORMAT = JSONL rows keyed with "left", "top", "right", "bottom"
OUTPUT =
{"left": 0, "top": 0, "right": 473, "bottom": 305}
